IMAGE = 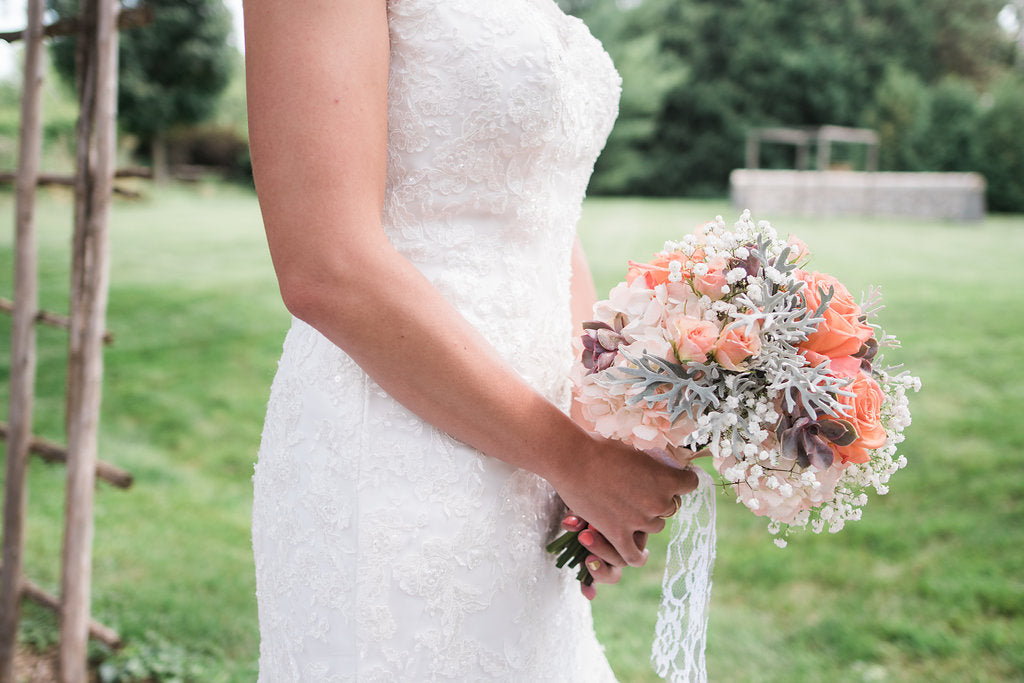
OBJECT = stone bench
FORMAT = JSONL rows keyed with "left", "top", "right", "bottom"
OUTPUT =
{"left": 729, "top": 169, "right": 986, "bottom": 221}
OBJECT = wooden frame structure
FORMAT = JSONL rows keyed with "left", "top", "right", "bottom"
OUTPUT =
{"left": 0, "top": 1, "right": 136, "bottom": 680}
{"left": 745, "top": 125, "right": 879, "bottom": 172}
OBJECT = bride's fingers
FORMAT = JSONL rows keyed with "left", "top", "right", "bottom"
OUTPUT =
{"left": 561, "top": 514, "right": 587, "bottom": 533}
{"left": 584, "top": 554, "right": 622, "bottom": 585}
{"left": 677, "top": 467, "right": 700, "bottom": 495}
{"left": 578, "top": 525, "right": 630, "bottom": 568}
{"left": 579, "top": 553, "right": 623, "bottom": 601}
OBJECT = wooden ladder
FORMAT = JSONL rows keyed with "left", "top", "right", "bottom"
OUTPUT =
{"left": 0, "top": 1, "right": 149, "bottom": 680}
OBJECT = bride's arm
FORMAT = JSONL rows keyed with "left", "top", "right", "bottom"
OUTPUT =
{"left": 569, "top": 238, "right": 599, "bottom": 430}
{"left": 243, "top": 0, "right": 695, "bottom": 567}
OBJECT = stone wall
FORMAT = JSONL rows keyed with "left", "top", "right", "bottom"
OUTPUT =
{"left": 729, "top": 169, "right": 986, "bottom": 221}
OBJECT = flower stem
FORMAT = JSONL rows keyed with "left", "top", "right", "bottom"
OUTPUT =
{"left": 548, "top": 530, "right": 595, "bottom": 587}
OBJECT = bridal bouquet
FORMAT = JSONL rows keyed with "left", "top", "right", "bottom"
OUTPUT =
{"left": 548, "top": 211, "right": 919, "bottom": 583}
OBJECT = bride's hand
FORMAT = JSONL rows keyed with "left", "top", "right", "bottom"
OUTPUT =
{"left": 548, "top": 436, "right": 699, "bottom": 569}
{"left": 559, "top": 515, "right": 625, "bottom": 600}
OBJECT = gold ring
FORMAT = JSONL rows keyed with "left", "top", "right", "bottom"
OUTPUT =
{"left": 658, "top": 494, "right": 682, "bottom": 519}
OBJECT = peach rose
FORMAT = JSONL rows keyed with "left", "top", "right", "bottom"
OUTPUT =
{"left": 796, "top": 270, "right": 873, "bottom": 359}
{"left": 626, "top": 253, "right": 688, "bottom": 289}
{"left": 694, "top": 256, "right": 729, "bottom": 300}
{"left": 827, "top": 371, "right": 887, "bottom": 464}
{"left": 672, "top": 315, "right": 718, "bottom": 362}
{"left": 714, "top": 325, "right": 761, "bottom": 371}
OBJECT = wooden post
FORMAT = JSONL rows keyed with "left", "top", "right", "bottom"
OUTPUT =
{"left": 866, "top": 142, "right": 879, "bottom": 173}
{"left": 0, "top": 0, "right": 46, "bottom": 679}
{"left": 744, "top": 130, "right": 759, "bottom": 169}
{"left": 59, "top": 0, "right": 119, "bottom": 679}
{"left": 795, "top": 142, "right": 809, "bottom": 171}
{"left": 816, "top": 130, "right": 832, "bottom": 171}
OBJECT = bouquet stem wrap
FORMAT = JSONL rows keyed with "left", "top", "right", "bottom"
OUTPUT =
{"left": 652, "top": 467, "right": 716, "bottom": 682}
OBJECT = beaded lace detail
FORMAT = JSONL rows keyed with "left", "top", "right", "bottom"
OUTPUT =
{"left": 253, "top": 0, "right": 625, "bottom": 680}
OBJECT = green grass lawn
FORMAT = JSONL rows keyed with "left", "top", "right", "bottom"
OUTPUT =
{"left": 1, "top": 186, "right": 1022, "bottom": 682}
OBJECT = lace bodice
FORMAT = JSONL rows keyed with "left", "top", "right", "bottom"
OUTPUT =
{"left": 252, "top": 1, "right": 624, "bottom": 680}
{"left": 383, "top": 0, "right": 620, "bottom": 397}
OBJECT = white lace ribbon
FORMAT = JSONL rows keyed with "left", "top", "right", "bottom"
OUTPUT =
{"left": 651, "top": 467, "right": 716, "bottom": 682}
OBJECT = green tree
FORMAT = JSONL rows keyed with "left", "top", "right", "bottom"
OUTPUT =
{"left": 977, "top": 74, "right": 1024, "bottom": 211}
{"left": 863, "top": 66, "right": 932, "bottom": 172}
{"left": 570, "top": 0, "right": 689, "bottom": 194}
{"left": 920, "top": 77, "right": 983, "bottom": 172}
{"left": 49, "top": 0, "right": 234, "bottom": 180}
{"left": 570, "top": 0, "right": 1014, "bottom": 196}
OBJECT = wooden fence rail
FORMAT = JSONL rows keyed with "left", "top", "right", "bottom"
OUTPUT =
{"left": 0, "top": 423, "right": 132, "bottom": 489}
{"left": 0, "top": 5, "right": 152, "bottom": 44}
{"left": 0, "top": 297, "right": 115, "bottom": 345}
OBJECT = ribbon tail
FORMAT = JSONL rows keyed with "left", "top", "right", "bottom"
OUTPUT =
{"left": 651, "top": 467, "right": 717, "bottom": 682}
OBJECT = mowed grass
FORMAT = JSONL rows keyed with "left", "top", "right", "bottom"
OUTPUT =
{"left": 0, "top": 186, "right": 1021, "bottom": 681}
{"left": 0, "top": 183, "right": 279, "bottom": 680}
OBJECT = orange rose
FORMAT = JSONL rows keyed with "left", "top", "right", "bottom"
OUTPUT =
{"left": 672, "top": 316, "right": 718, "bottom": 362}
{"left": 626, "top": 253, "right": 688, "bottom": 289}
{"left": 801, "top": 348, "right": 862, "bottom": 379}
{"left": 796, "top": 270, "right": 873, "bottom": 359}
{"left": 714, "top": 325, "right": 761, "bottom": 371}
{"left": 827, "top": 372, "right": 887, "bottom": 464}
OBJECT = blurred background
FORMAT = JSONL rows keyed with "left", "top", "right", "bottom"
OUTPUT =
{"left": 0, "top": 0, "right": 1022, "bottom": 680}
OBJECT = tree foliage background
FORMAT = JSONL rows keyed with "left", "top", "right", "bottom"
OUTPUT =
{"left": 46, "top": 0, "right": 235, "bottom": 176}
{"left": 563, "top": 0, "right": 1024, "bottom": 210}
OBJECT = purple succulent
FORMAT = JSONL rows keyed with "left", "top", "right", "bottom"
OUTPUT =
{"left": 728, "top": 245, "right": 761, "bottom": 279}
{"left": 581, "top": 321, "right": 625, "bottom": 374}
{"left": 853, "top": 336, "right": 879, "bottom": 373}
{"left": 776, "top": 409, "right": 858, "bottom": 470}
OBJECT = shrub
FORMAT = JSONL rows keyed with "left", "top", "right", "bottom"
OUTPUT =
{"left": 863, "top": 66, "right": 932, "bottom": 171}
{"left": 976, "top": 75, "right": 1024, "bottom": 212}
{"left": 920, "top": 77, "right": 983, "bottom": 172}
{"left": 165, "top": 124, "right": 251, "bottom": 182}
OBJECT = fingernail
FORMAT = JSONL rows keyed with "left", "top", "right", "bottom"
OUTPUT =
{"left": 578, "top": 530, "right": 594, "bottom": 547}
{"left": 563, "top": 515, "right": 580, "bottom": 527}
{"left": 586, "top": 558, "right": 601, "bottom": 572}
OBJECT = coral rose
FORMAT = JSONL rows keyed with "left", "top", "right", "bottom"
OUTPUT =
{"left": 671, "top": 315, "right": 718, "bottom": 362}
{"left": 801, "top": 348, "right": 862, "bottom": 379}
{"left": 827, "top": 371, "right": 887, "bottom": 464}
{"left": 626, "top": 253, "right": 687, "bottom": 289}
{"left": 714, "top": 325, "right": 761, "bottom": 371}
{"left": 796, "top": 270, "right": 873, "bottom": 359}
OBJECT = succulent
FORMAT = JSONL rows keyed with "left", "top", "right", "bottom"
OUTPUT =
{"left": 776, "top": 408, "right": 858, "bottom": 470}
{"left": 581, "top": 321, "right": 625, "bottom": 373}
{"left": 727, "top": 244, "right": 761, "bottom": 279}
{"left": 854, "top": 336, "right": 879, "bottom": 372}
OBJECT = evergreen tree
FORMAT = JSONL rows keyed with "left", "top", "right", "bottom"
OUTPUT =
{"left": 48, "top": 0, "right": 234, "bottom": 179}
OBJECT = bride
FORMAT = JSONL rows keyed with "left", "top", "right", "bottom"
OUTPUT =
{"left": 244, "top": 0, "right": 702, "bottom": 679}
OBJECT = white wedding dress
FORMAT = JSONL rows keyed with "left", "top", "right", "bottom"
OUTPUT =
{"left": 252, "top": 0, "right": 623, "bottom": 680}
